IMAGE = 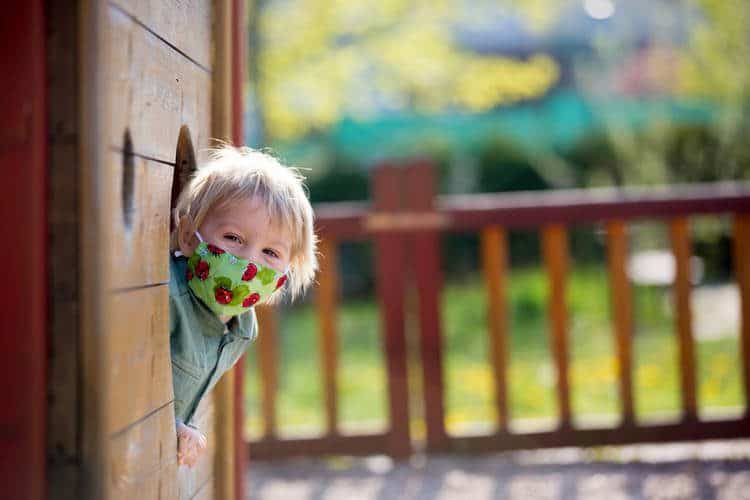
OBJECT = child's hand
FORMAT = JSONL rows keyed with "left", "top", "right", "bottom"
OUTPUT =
{"left": 176, "top": 422, "right": 207, "bottom": 468}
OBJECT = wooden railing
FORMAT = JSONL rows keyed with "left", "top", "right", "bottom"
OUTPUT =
{"left": 247, "top": 161, "right": 750, "bottom": 460}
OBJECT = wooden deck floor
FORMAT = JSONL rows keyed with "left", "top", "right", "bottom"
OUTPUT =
{"left": 246, "top": 440, "right": 750, "bottom": 499}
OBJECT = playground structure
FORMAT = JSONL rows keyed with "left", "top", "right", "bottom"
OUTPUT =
{"left": 4, "top": 1, "right": 750, "bottom": 499}
{"left": 4, "top": 1, "right": 247, "bottom": 498}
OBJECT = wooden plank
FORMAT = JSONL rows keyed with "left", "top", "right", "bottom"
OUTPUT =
{"left": 542, "top": 225, "right": 572, "bottom": 429}
{"left": 231, "top": 0, "right": 248, "bottom": 496}
{"left": 734, "top": 214, "right": 750, "bottom": 415}
{"left": 442, "top": 184, "right": 750, "bottom": 231}
{"left": 481, "top": 226, "right": 509, "bottom": 431}
{"left": 406, "top": 161, "right": 447, "bottom": 452}
{"left": 107, "top": 6, "right": 212, "bottom": 164}
{"left": 248, "top": 433, "right": 391, "bottom": 461}
{"left": 178, "top": 394, "right": 217, "bottom": 500}
{"left": 212, "top": 368, "right": 234, "bottom": 500}
{"left": 0, "top": 3, "right": 47, "bottom": 498}
{"left": 256, "top": 306, "right": 279, "bottom": 438}
{"left": 606, "top": 220, "right": 635, "bottom": 425}
{"left": 108, "top": 285, "right": 172, "bottom": 434}
{"left": 316, "top": 237, "right": 340, "bottom": 435}
{"left": 47, "top": 298, "right": 80, "bottom": 458}
{"left": 670, "top": 218, "right": 698, "bottom": 422}
{"left": 438, "top": 416, "right": 750, "bottom": 454}
{"left": 109, "top": 405, "right": 178, "bottom": 500}
{"left": 107, "top": 151, "right": 173, "bottom": 290}
{"left": 47, "top": 72, "right": 81, "bottom": 493}
{"left": 212, "top": 2, "right": 234, "bottom": 497}
{"left": 80, "top": 1, "right": 112, "bottom": 497}
{"left": 110, "top": 0, "right": 212, "bottom": 69}
{"left": 372, "top": 165, "right": 412, "bottom": 458}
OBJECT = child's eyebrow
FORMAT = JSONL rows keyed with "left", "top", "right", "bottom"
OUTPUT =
{"left": 268, "top": 240, "right": 291, "bottom": 252}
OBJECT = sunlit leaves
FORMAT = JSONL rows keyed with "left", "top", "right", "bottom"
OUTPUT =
{"left": 257, "top": 0, "right": 561, "bottom": 141}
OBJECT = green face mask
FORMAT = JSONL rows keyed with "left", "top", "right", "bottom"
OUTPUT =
{"left": 182, "top": 232, "right": 288, "bottom": 316}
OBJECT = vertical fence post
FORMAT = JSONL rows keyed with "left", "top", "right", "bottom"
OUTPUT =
{"left": 542, "top": 224, "right": 572, "bottom": 430}
{"left": 372, "top": 164, "right": 412, "bottom": 458}
{"left": 406, "top": 160, "right": 448, "bottom": 452}
{"left": 670, "top": 218, "right": 698, "bottom": 423}
{"left": 606, "top": 220, "right": 635, "bottom": 426}
{"left": 231, "top": 1, "right": 247, "bottom": 496}
{"left": 256, "top": 307, "right": 279, "bottom": 440}
{"left": 316, "top": 237, "right": 340, "bottom": 436}
{"left": 734, "top": 214, "right": 750, "bottom": 419}
{"left": 482, "top": 226, "right": 510, "bottom": 432}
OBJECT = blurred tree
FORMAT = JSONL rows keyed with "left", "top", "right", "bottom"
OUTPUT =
{"left": 576, "top": 0, "right": 750, "bottom": 186}
{"left": 257, "top": 0, "right": 560, "bottom": 142}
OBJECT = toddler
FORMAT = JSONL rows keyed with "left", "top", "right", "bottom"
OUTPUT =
{"left": 169, "top": 145, "right": 317, "bottom": 467}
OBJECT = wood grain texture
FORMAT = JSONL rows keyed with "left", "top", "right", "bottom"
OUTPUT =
{"left": 178, "top": 393, "right": 217, "bottom": 500}
{"left": 80, "top": 2, "right": 113, "bottom": 497}
{"left": 107, "top": 5, "right": 212, "bottom": 164}
{"left": 107, "top": 151, "right": 173, "bottom": 290}
{"left": 211, "top": 2, "right": 235, "bottom": 497}
{"left": 109, "top": 405, "right": 178, "bottom": 500}
{"left": 111, "top": 0, "right": 212, "bottom": 69}
{"left": 47, "top": 130, "right": 81, "bottom": 481}
{"left": 108, "top": 285, "right": 172, "bottom": 434}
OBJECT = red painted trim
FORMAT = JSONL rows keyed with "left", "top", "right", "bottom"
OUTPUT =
{"left": 231, "top": 0, "right": 247, "bottom": 498}
{"left": 0, "top": 1, "right": 47, "bottom": 498}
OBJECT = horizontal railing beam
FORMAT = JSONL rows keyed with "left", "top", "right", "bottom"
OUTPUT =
{"left": 439, "top": 416, "right": 750, "bottom": 455}
{"left": 248, "top": 433, "right": 392, "bottom": 461}
{"left": 313, "top": 183, "right": 750, "bottom": 239}
{"left": 441, "top": 182, "right": 750, "bottom": 231}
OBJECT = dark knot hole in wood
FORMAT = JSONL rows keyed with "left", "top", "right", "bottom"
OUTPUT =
{"left": 171, "top": 126, "right": 197, "bottom": 232}
{"left": 122, "top": 130, "right": 135, "bottom": 230}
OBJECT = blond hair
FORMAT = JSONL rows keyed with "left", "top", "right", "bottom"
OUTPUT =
{"left": 171, "top": 145, "right": 318, "bottom": 302}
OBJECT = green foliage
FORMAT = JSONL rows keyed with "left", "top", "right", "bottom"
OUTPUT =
{"left": 307, "top": 159, "right": 370, "bottom": 203}
{"left": 477, "top": 139, "right": 549, "bottom": 193}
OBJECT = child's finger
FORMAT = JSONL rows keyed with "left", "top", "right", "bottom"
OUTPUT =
{"left": 186, "top": 450, "right": 198, "bottom": 468}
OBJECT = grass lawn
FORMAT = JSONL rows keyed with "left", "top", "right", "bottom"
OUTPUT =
{"left": 243, "top": 265, "right": 744, "bottom": 439}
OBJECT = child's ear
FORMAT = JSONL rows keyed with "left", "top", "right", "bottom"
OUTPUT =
{"left": 177, "top": 216, "right": 198, "bottom": 257}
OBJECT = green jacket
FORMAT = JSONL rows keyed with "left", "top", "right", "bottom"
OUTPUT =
{"left": 169, "top": 253, "right": 257, "bottom": 425}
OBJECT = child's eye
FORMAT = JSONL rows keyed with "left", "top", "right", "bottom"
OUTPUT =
{"left": 263, "top": 248, "right": 279, "bottom": 259}
{"left": 223, "top": 234, "right": 242, "bottom": 244}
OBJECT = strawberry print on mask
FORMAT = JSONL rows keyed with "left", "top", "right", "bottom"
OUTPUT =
{"left": 184, "top": 232, "right": 289, "bottom": 317}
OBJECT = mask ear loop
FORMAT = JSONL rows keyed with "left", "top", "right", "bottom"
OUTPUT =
{"left": 173, "top": 230, "right": 206, "bottom": 257}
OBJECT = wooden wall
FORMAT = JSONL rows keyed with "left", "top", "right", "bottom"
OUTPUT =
{"left": 47, "top": 1, "right": 237, "bottom": 498}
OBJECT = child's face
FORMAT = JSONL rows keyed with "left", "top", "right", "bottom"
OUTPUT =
{"left": 180, "top": 196, "right": 292, "bottom": 273}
